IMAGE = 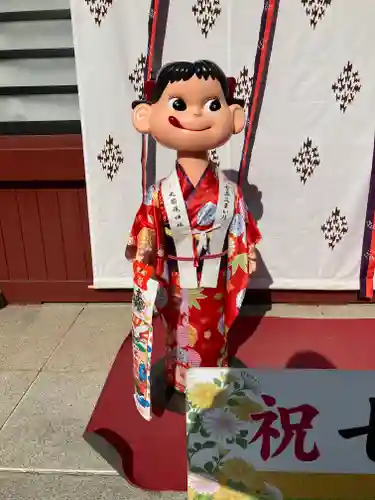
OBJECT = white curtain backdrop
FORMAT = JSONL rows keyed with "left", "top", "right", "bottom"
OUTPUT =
{"left": 70, "top": 0, "right": 375, "bottom": 292}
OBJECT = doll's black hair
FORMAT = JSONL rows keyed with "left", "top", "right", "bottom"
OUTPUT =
{"left": 131, "top": 59, "right": 245, "bottom": 109}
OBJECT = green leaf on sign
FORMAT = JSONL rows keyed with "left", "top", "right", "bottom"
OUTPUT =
{"left": 189, "top": 414, "right": 202, "bottom": 434}
{"left": 200, "top": 427, "right": 210, "bottom": 438}
{"left": 227, "top": 398, "right": 239, "bottom": 407}
{"left": 235, "top": 390, "right": 246, "bottom": 397}
{"left": 219, "top": 448, "right": 230, "bottom": 459}
{"left": 235, "top": 437, "right": 248, "bottom": 449}
{"left": 190, "top": 465, "right": 206, "bottom": 475}
{"left": 202, "top": 441, "right": 216, "bottom": 449}
{"left": 213, "top": 378, "right": 222, "bottom": 387}
{"left": 203, "top": 461, "right": 214, "bottom": 474}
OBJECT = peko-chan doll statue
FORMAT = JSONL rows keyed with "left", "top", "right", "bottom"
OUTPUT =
{"left": 126, "top": 60, "right": 261, "bottom": 421}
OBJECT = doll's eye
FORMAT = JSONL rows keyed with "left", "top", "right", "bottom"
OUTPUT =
{"left": 205, "top": 99, "right": 221, "bottom": 112}
{"left": 168, "top": 98, "right": 187, "bottom": 111}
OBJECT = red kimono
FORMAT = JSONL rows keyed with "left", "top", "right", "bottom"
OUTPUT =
{"left": 126, "top": 163, "right": 261, "bottom": 417}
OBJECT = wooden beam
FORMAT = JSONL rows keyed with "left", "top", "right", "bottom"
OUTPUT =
{"left": 0, "top": 120, "right": 81, "bottom": 135}
{"left": 0, "top": 85, "right": 78, "bottom": 96}
{"left": 0, "top": 134, "right": 84, "bottom": 181}
{"left": 0, "top": 9, "right": 71, "bottom": 22}
{"left": 0, "top": 48, "right": 74, "bottom": 59}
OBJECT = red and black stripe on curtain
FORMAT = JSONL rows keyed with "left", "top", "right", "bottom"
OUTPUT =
{"left": 360, "top": 137, "right": 375, "bottom": 299}
{"left": 141, "top": 0, "right": 171, "bottom": 197}
{"left": 237, "top": 0, "right": 279, "bottom": 187}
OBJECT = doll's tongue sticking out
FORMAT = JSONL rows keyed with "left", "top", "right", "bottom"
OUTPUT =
{"left": 168, "top": 116, "right": 185, "bottom": 129}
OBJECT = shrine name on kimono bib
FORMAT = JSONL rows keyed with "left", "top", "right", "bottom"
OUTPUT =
{"left": 161, "top": 167, "right": 236, "bottom": 289}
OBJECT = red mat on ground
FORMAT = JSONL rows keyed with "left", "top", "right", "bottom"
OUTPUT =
{"left": 85, "top": 315, "right": 375, "bottom": 492}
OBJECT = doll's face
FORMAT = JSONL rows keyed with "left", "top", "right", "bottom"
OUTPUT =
{"left": 132, "top": 76, "right": 245, "bottom": 152}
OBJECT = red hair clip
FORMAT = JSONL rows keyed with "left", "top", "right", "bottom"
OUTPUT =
{"left": 227, "top": 77, "right": 237, "bottom": 100}
{"left": 144, "top": 79, "right": 156, "bottom": 101}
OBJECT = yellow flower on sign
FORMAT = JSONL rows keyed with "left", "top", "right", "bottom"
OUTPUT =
{"left": 188, "top": 383, "right": 228, "bottom": 409}
{"left": 219, "top": 458, "right": 266, "bottom": 493}
{"left": 213, "top": 485, "right": 264, "bottom": 500}
{"left": 229, "top": 396, "right": 264, "bottom": 421}
{"left": 187, "top": 487, "right": 196, "bottom": 500}
{"left": 220, "top": 458, "right": 256, "bottom": 486}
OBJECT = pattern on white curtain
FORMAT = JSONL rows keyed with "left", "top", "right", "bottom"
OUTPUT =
{"left": 83, "top": 0, "right": 115, "bottom": 25}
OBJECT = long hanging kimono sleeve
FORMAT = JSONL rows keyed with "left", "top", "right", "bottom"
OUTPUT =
{"left": 125, "top": 185, "right": 165, "bottom": 421}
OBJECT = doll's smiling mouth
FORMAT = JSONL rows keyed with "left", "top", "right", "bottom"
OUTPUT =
{"left": 168, "top": 116, "right": 210, "bottom": 132}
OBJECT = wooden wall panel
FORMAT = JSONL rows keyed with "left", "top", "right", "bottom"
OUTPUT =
{"left": 0, "top": 221, "right": 9, "bottom": 280}
{"left": 17, "top": 190, "right": 47, "bottom": 280}
{"left": 0, "top": 134, "right": 103, "bottom": 303}
{"left": 78, "top": 188, "right": 93, "bottom": 280}
{"left": 58, "top": 189, "right": 87, "bottom": 280}
{"left": 0, "top": 189, "right": 28, "bottom": 280}
{"left": 37, "top": 189, "right": 67, "bottom": 281}
{"left": 0, "top": 135, "right": 84, "bottom": 181}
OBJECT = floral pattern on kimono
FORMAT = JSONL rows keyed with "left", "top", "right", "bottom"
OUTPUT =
{"left": 126, "top": 163, "right": 261, "bottom": 401}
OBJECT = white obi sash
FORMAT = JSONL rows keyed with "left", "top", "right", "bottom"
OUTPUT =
{"left": 161, "top": 166, "right": 236, "bottom": 289}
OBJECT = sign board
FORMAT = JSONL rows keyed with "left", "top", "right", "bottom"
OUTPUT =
{"left": 186, "top": 368, "right": 375, "bottom": 500}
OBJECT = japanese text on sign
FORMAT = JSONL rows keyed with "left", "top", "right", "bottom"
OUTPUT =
{"left": 250, "top": 394, "right": 320, "bottom": 462}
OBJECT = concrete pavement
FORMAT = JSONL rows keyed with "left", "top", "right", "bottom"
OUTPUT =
{"left": 0, "top": 302, "right": 374, "bottom": 499}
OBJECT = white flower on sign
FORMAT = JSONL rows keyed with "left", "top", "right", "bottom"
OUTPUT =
{"left": 188, "top": 473, "right": 220, "bottom": 495}
{"left": 202, "top": 408, "right": 242, "bottom": 443}
{"left": 264, "top": 482, "right": 284, "bottom": 500}
{"left": 241, "top": 371, "right": 261, "bottom": 395}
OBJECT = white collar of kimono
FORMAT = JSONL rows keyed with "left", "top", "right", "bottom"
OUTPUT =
{"left": 161, "top": 164, "right": 235, "bottom": 289}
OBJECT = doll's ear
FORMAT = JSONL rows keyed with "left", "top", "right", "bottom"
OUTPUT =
{"left": 230, "top": 104, "right": 245, "bottom": 135}
{"left": 132, "top": 103, "right": 152, "bottom": 134}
